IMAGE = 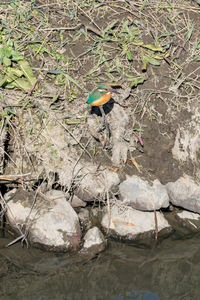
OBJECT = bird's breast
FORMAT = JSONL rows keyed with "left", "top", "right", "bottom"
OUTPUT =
{"left": 90, "top": 92, "right": 111, "bottom": 106}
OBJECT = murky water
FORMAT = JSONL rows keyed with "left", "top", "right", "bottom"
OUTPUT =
{"left": 0, "top": 233, "right": 200, "bottom": 300}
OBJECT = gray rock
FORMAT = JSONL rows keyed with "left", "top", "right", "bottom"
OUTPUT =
{"left": 82, "top": 227, "right": 106, "bottom": 254}
{"left": 166, "top": 176, "right": 200, "bottom": 213}
{"left": 101, "top": 203, "right": 171, "bottom": 241}
{"left": 5, "top": 188, "right": 81, "bottom": 251}
{"left": 78, "top": 208, "right": 90, "bottom": 222}
{"left": 69, "top": 195, "right": 86, "bottom": 208}
{"left": 175, "top": 211, "right": 200, "bottom": 232}
{"left": 177, "top": 211, "right": 200, "bottom": 221}
{"left": 119, "top": 176, "right": 169, "bottom": 211}
{"left": 74, "top": 167, "right": 120, "bottom": 202}
{"left": 78, "top": 208, "right": 91, "bottom": 230}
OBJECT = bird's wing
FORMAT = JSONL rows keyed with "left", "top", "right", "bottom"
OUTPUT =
{"left": 87, "top": 89, "right": 104, "bottom": 105}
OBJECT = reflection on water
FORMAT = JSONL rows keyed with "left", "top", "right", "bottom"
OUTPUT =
{"left": 0, "top": 234, "right": 200, "bottom": 300}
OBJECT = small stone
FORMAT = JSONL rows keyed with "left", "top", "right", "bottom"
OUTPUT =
{"left": 70, "top": 195, "right": 86, "bottom": 208}
{"left": 82, "top": 227, "right": 106, "bottom": 254}
{"left": 78, "top": 208, "right": 90, "bottom": 222}
{"left": 175, "top": 210, "right": 200, "bottom": 232}
{"left": 177, "top": 211, "right": 200, "bottom": 221}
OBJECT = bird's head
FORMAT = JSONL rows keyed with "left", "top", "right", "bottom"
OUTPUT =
{"left": 97, "top": 83, "right": 119, "bottom": 94}
{"left": 87, "top": 83, "right": 120, "bottom": 106}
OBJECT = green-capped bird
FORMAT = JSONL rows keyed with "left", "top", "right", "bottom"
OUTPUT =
{"left": 87, "top": 83, "right": 119, "bottom": 128}
{"left": 87, "top": 83, "right": 117, "bottom": 107}
{"left": 87, "top": 83, "right": 120, "bottom": 147}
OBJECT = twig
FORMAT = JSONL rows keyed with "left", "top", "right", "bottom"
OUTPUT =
{"left": 77, "top": 5, "right": 101, "bottom": 31}
{"left": 6, "top": 234, "right": 27, "bottom": 247}
{"left": 27, "top": 79, "right": 39, "bottom": 96}
{"left": 176, "top": 43, "right": 186, "bottom": 58}
{"left": 40, "top": 24, "right": 81, "bottom": 31}
{"left": 106, "top": 190, "right": 111, "bottom": 236}
{"left": 154, "top": 208, "right": 158, "bottom": 240}
{"left": 0, "top": 173, "right": 31, "bottom": 178}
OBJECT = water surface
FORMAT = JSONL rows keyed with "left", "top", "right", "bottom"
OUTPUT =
{"left": 0, "top": 234, "right": 199, "bottom": 300}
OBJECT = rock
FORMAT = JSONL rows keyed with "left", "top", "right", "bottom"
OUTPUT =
{"left": 101, "top": 203, "right": 171, "bottom": 242}
{"left": 74, "top": 167, "right": 120, "bottom": 202}
{"left": 78, "top": 208, "right": 89, "bottom": 222}
{"left": 175, "top": 211, "right": 200, "bottom": 232}
{"left": 166, "top": 176, "right": 200, "bottom": 213}
{"left": 78, "top": 208, "right": 91, "bottom": 229}
{"left": 4, "top": 188, "right": 81, "bottom": 252}
{"left": 69, "top": 195, "right": 86, "bottom": 208}
{"left": 177, "top": 211, "right": 200, "bottom": 221}
{"left": 119, "top": 176, "right": 169, "bottom": 211}
{"left": 82, "top": 227, "right": 106, "bottom": 255}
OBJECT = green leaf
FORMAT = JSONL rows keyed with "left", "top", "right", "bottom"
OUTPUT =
{"left": 122, "top": 44, "right": 128, "bottom": 56}
{"left": 10, "top": 77, "right": 32, "bottom": 92}
{"left": 3, "top": 56, "right": 11, "bottom": 66}
{"left": 129, "top": 77, "right": 145, "bottom": 87}
{"left": 64, "top": 73, "right": 83, "bottom": 90}
{"left": 148, "top": 57, "right": 160, "bottom": 66}
{"left": 4, "top": 83, "right": 15, "bottom": 89}
{"left": 102, "top": 20, "right": 118, "bottom": 37}
{"left": 196, "top": 42, "right": 200, "bottom": 50}
{"left": 126, "top": 50, "right": 133, "bottom": 61}
{"left": 7, "top": 67, "right": 24, "bottom": 77}
{"left": 141, "top": 56, "right": 148, "bottom": 71}
{"left": 132, "top": 41, "right": 144, "bottom": 46}
{"left": 185, "top": 23, "right": 194, "bottom": 42}
{"left": 11, "top": 50, "right": 24, "bottom": 61}
{"left": 3, "top": 47, "right": 12, "bottom": 58}
{"left": 18, "top": 60, "right": 37, "bottom": 86}
{"left": 0, "top": 75, "right": 8, "bottom": 87}
{"left": 142, "top": 44, "right": 165, "bottom": 52}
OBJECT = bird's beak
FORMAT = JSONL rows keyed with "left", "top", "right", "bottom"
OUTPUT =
{"left": 110, "top": 90, "right": 120, "bottom": 94}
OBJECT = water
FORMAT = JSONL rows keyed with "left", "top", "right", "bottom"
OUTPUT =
{"left": 0, "top": 234, "right": 200, "bottom": 300}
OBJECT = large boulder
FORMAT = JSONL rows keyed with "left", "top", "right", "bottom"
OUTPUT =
{"left": 166, "top": 176, "right": 200, "bottom": 213}
{"left": 101, "top": 203, "right": 171, "bottom": 241}
{"left": 119, "top": 176, "right": 169, "bottom": 211}
{"left": 5, "top": 188, "right": 81, "bottom": 251}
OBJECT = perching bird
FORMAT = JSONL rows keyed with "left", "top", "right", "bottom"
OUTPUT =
{"left": 87, "top": 83, "right": 119, "bottom": 130}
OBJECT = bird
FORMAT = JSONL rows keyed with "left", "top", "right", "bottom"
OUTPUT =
{"left": 87, "top": 83, "right": 119, "bottom": 130}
